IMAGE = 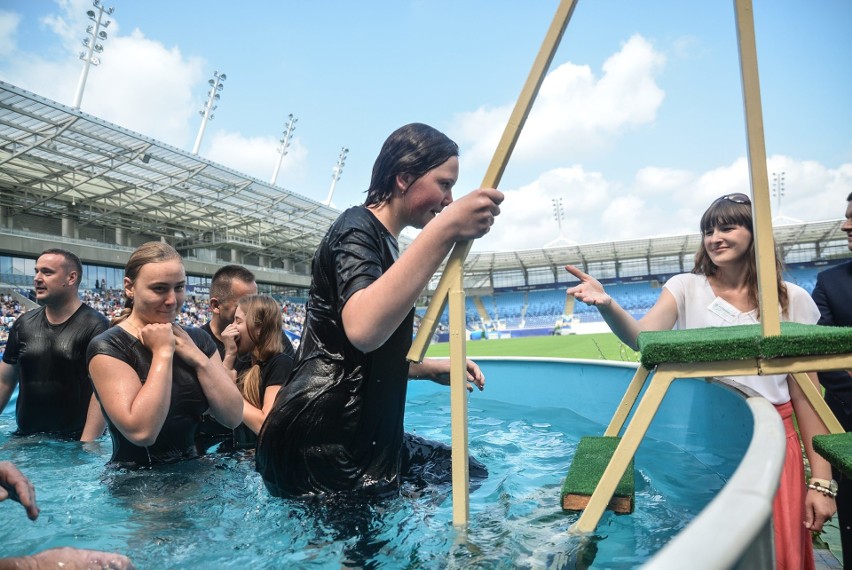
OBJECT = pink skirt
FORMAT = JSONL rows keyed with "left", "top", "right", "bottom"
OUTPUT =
{"left": 773, "top": 400, "right": 815, "bottom": 570}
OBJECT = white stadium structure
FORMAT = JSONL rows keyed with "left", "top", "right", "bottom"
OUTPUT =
{"left": 0, "top": 80, "right": 848, "bottom": 324}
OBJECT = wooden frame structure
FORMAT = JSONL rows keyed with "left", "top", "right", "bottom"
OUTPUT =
{"left": 569, "top": 0, "right": 851, "bottom": 535}
{"left": 406, "top": 0, "right": 579, "bottom": 526}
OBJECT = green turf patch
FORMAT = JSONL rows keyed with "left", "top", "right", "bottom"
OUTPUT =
{"left": 813, "top": 433, "right": 852, "bottom": 479}
{"left": 561, "top": 436, "right": 634, "bottom": 513}
{"left": 425, "top": 332, "right": 639, "bottom": 361}
{"left": 637, "top": 322, "right": 852, "bottom": 368}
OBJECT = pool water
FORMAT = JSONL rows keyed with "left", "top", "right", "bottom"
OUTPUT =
{"left": 0, "top": 360, "right": 748, "bottom": 568}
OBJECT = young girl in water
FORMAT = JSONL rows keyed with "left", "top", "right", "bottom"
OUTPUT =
{"left": 257, "top": 123, "right": 503, "bottom": 497}
{"left": 565, "top": 193, "right": 834, "bottom": 570}
{"left": 219, "top": 294, "right": 294, "bottom": 449}
{"left": 87, "top": 242, "right": 243, "bottom": 467}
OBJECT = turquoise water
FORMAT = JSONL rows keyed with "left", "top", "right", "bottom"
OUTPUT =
{"left": 0, "top": 359, "right": 751, "bottom": 568}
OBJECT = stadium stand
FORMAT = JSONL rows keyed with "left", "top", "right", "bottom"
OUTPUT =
{"left": 423, "top": 262, "right": 848, "bottom": 340}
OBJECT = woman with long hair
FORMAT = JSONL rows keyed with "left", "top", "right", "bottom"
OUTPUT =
{"left": 565, "top": 193, "right": 834, "bottom": 570}
{"left": 86, "top": 242, "right": 243, "bottom": 467}
{"left": 220, "top": 294, "right": 294, "bottom": 449}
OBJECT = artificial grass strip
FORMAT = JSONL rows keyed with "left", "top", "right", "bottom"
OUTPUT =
{"left": 562, "top": 436, "right": 634, "bottom": 514}
{"left": 760, "top": 322, "right": 852, "bottom": 358}
{"left": 637, "top": 323, "right": 852, "bottom": 368}
{"left": 813, "top": 433, "right": 852, "bottom": 479}
{"left": 638, "top": 325, "right": 761, "bottom": 368}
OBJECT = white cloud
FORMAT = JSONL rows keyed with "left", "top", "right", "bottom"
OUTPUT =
{"left": 206, "top": 131, "right": 310, "bottom": 189}
{"left": 452, "top": 34, "right": 666, "bottom": 169}
{"left": 0, "top": 2, "right": 204, "bottom": 147}
{"left": 0, "top": 11, "right": 20, "bottom": 57}
{"left": 472, "top": 155, "right": 852, "bottom": 252}
{"left": 81, "top": 29, "right": 204, "bottom": 146}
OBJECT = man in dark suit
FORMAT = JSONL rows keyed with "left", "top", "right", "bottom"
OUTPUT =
{"left": 812, "top": 191, "right": 852, "bottom": 567}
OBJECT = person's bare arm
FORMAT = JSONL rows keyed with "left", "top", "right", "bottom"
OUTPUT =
{"left": 790, "top": 373, "right": 837, "bottom": 533}
{"left": 0, "top": 547, "right": 135, "bottom": 570}
{"left": 565, "top": 265, "right": 678, "bottom": 350}
{"left": 241, "top": 385, "right": 280, "bottom": 435}
{"left": 410, "top": 358, "right": 485, "bottom": 392}
{"left": 343, "top": 188, "right": 503, "bottom": 353}
{"left": 0, "top": 460, "right": 38, "bottom": 520}
{"left": 0, "top": 361, "right": 19, "bottom": 416}
{"left": 172, "top": 326, "right": 242, "bottom": 429}
{"left": 89, "top": 324, "right": 175, "bottom": 446}
{"left": 79, "top": 394, "right": 106, "bottom": 442}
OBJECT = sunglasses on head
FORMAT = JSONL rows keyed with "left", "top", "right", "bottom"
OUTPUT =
{"left": 716, "top": 193, "right": 751, "bottom": 205}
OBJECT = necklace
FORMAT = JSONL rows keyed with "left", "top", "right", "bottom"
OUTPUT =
{"left": 124, "top": 320, "right": 142, "bottom": 340}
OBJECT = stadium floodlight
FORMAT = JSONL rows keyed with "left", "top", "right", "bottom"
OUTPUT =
{"left": 324, "top": 147, "right": 349, "bottom": 206}
{"left": 192, "top": 70, "right": 227, "bottom": 155}
{"left": 771, "top": 171, "right": 785, "bottom": 208}
{"left": 72, "top": 0, "right": 114, "bottom": 110}
{"left": 270, "top": 114, "right": 298, "bottom": 185}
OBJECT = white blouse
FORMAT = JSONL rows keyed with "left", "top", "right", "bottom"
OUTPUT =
{"left": 663, "top": 273, "right": 820, "bottom": 404}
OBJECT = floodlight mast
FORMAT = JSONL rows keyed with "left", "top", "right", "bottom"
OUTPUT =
{"left": 270, "top": 114, "right": 298, "bottom": 185}
{"left": 324, "top": 147, "right": 349, "bottom": 206}
{"left": 771, "top": 171, "right": 785, "bottom": 214}
{"left": 192, "top": 71, "right": 227, "bottom": 155}
{"left": 72, "top": 0, "right": 114, "bottom": 110}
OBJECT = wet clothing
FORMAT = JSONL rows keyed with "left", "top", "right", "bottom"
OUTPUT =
{"left": 195, "top": 322, "right": 295, "bottom": 452}
{"left": 223, "top": 352, "right": 293, "bottom": 451}
{"left": 256, "top": 206, "right": 486, "bottom": 497}
{"left": 86, "top": 325, "right": 217, "bottom": 467}
{"left": 2, "top": 303, "right": 108, "bottom": 437}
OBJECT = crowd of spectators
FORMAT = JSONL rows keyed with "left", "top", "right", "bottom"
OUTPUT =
{"left": 0, "top": 289, "right": 306, "bottom": 352}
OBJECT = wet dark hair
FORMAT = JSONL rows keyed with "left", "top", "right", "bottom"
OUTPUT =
{"left": 363, "top": 123, "right": 459, "bottom": 207}
{"left": 847, "top": 191, "right": 852, "bottom": 202}
{"left": 113, "top": 242, "right": 183, "bottom": 326}
{"left": 692, "top": 195, "right": 788, "bottom": 317}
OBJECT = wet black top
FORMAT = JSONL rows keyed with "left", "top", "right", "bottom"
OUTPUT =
{"left": 3, "top": 304, "right": 108, "bottom": 437}
{"left": 195, "top": 322, "right": 296, "bottom": 452}
{"left": 86, "top": 325, "right": 217, "bottom": 467}
{"left": 226, "top": 351, "right": 294, "bottom": 451}
{"left": 256, "top": 206, "right": 414, "bottom": 496}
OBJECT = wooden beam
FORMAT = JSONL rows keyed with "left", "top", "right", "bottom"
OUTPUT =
{"left": 734, "top": 0, "right": 781, "bottom": 336}
{"left": 407, "top": 0, "right": 580, "bottom": 363}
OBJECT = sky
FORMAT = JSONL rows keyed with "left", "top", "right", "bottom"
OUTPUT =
{"left": 0, "top": 0, "right": 850, "bottom": 253}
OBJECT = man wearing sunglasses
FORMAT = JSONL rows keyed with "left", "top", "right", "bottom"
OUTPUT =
{"left": 811, "top": 191, "right": 852, "bottom": 568}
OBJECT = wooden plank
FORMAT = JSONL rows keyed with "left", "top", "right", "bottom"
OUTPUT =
{"left": 733, "top": 0, "right": 781, "bottom": 336}
{"left": 407, "top": 0, "right": 580, "bottom": 363}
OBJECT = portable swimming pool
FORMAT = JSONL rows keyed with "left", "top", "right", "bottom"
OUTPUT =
{"left": 0, "top": 358, "right": 762, "bottom": 568}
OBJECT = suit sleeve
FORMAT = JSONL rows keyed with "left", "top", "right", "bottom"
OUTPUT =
{"left": 811, "top": 273, "right": 833, "bottom": 326}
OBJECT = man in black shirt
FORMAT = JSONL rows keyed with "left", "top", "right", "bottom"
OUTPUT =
{"left": 196, "top": 265, "right": 295, "bottom": 451}
{"left": 0, "top": 249, "right": 108, "bottom": 440}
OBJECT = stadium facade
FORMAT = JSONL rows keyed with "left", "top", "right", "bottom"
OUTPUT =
{"left": 0, "top": 81, "right": 848, "bottom": 303}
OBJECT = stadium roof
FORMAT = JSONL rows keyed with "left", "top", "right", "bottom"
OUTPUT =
{"left": 0, "top": 81, "right": 845, "bottom": 287}
{"left": 0, "top": 81, "right": 341, "bottom": 266}
{"left": 458, "top": 220, "right": 844, "bottom": 275}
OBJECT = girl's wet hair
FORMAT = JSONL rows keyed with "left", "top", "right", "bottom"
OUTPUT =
{"left": 112, "top": 241, "right": 183, "bottom": 326}
{"left": 364, "top": 123, "right": 459, "bottom": 207}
